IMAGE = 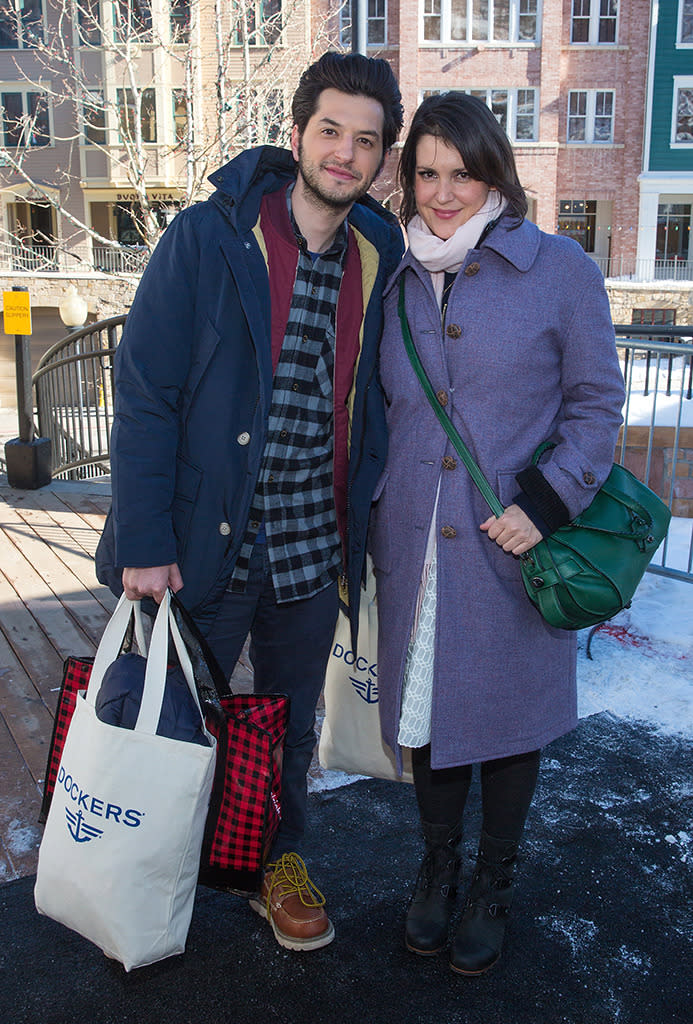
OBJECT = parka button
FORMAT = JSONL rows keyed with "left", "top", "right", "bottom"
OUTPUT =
{"left": 465, "top": 262, "right": 480, "bottom": 276}
{"left": 237, "top": 431, "right": 250, "bottom": 445}
{"left": 436, "top": 389, "right": 449, "bottom": 407}
{"left": 446, "top": 323, "right": 462, "bottom": 339}
{"left": 583, "top": 471, "right": 596, "bottom": 485}
{"left": 441, "top": 525, "right": 457, "bottom": 539}
{"left": 442, "top": 456, "right": 457, "bottom": 470}
{"left": 219, "top": 522, "right": 231, "bottom": 536}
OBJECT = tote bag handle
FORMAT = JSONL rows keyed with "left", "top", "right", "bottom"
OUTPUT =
{"left": 86, "top": 591, "right": 207, "bottom": 738}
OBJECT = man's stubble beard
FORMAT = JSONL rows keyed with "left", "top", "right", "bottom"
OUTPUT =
{"left": 296, "top": 139, "right": 377, "bottom": 213}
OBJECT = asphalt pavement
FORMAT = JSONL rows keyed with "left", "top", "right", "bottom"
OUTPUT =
{"left": 0, "top": 711, "right": 690, "bottom": 1024}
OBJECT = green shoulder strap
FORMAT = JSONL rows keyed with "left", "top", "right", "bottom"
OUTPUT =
{"left": 397, "top": 276, "right": 504, "bottom": 519}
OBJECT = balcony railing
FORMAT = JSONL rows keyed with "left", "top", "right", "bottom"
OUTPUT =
{"left": 592, "top": 254, "right": 693, "bottom": 282}
{"left": 0, "top": 235, "right": 150, "bottom": 275}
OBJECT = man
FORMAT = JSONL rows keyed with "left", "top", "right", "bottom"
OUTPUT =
{"left": 96, "top": 52, "right": 404, "bottom": 951}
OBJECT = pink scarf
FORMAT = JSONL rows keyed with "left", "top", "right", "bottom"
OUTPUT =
{"left": 407, "top": 192, "right": 507, "bottom": 304}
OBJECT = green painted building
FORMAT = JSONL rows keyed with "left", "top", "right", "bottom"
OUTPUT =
{"left": 638, "top": 0, "right": 693, "bottom": 276}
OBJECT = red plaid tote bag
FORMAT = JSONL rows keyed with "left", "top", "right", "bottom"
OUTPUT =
{"left": 39, "top": 598, "right": 290, "bottom": 895}
{"left": 39, "top": 656, "right": 93, "bottom": 824}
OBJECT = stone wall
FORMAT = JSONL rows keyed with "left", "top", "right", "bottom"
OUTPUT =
{"left": 605, "top": 281, "right": 693, "bottom": 326}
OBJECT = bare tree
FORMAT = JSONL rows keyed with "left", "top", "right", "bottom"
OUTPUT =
{"left": 0, "top": 0, "right": 337, "bottom": 266}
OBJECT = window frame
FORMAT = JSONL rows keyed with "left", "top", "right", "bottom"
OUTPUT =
{"left": 116, "top": 87, "right": 158, "bottom": 145}
{"left": 422, "top": 86, "right": 539, "bottom": 143}
{"left": 671, "top": 76, "right": 693, "bottom": 146}
{"left": 1, "top": 85, "right": 51, "bottom": 147}
{"left": 0, "top": 0, "right": 44, "bottom": 50}
{"left": 570, "top": 0, "right": 618, "bottom": 46}
{"left": 567, "top": 88, "right": 615, "bottom": 144}
{"left": 233, "top": 0, "right": 283, "bottom": 47}
{"left": 83, "top": 89, "right": 106, "bottom": 145}
{"left": 420, "top": 0, "right": 540, "bottom": 47}
{"left": 339, "top": 0, "right": 388, "bottom": 48}
{"left": 678, "top": 0, "right": 693, "bottom": 47}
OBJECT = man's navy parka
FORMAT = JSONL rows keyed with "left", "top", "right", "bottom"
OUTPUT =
{"left": 96, "top": 147, "right": 404, "bottom": 638}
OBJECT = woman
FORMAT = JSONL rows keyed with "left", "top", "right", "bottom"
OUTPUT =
{"left": 370, "top": 93, "right": 624, "bottom": 976}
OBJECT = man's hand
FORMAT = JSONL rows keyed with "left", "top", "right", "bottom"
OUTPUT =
{"left": 479, "top": 504, "right": 542, "bottom": 557}
{"left": 122, "top": 564, "right": 183, "bottom": 603}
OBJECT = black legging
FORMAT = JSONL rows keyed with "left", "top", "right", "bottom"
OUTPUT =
{"left": 411, "top": 745, "right": 541, "bottom": 845}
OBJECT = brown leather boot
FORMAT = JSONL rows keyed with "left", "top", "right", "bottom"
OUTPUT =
{"left": 249, "top": 853, "right": 335, "bottom": 951}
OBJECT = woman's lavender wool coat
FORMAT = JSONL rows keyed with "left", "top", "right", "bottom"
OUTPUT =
{"left": 370, "top": 216, "right": 625, "bottom": 770}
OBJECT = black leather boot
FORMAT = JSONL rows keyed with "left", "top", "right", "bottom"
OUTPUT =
{"left": 449, "top": 831, "right": 517, "bottom": 976}
{"left": 405, "top": 822, "right": 462, "bottom": 955}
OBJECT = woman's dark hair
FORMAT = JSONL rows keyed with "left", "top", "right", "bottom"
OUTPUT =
{"left": 398, "top": 92, "right": 528, "bottom": 226}
{"left": 292, "top": 51, "right": 404, "bottom": 156}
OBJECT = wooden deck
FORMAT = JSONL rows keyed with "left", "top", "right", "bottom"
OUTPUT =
{"left": 0, "top": 478, "right": 116, "bottom": 883}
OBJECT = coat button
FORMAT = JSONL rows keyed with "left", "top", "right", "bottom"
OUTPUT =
{"left": 446, "top": 323, "right": 462, "bottom": 339}
{"left": 442, "top": 456, "right": 457, "bottom": 470}
{"left": 441, "top": 525, "right": 457, "bottom": 539}
{"left": 465, "top": 262, "right": 480, "bottom": 276}
{"left": 436, "top": 389, "right": 448, "bottom": 407}
{"left": 237, "top": 431, "right": 250, "bottom": 445}
{"left": 583, "top": 471, "right": 596, "bottom": 485}
{"left": 219, "top": 522, "right": 231, "bottom": 536}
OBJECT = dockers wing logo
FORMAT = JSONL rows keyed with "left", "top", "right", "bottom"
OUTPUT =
{"left": 65, "top": 807, "right": 104, "bottom": 843}
{"left": 331, "top": 641, "right": 378, "bottom": 704}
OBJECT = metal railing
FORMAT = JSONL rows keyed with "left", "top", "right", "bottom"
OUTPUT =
{"left": 0, "top": 234, "right": 150, "bottom": 275}
{"left": 593, "top": 254, "right": 693, "bottom": 282}
{"left": 25, "top": 319, "right": 693, "bottom": 583}
{"left": 33, "top": 316, "right": 126, "bottom": 479}
{"left": 615, "top": 325, "right": 693, "bottom": 584}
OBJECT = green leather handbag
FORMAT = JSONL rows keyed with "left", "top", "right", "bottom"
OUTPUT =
{"left": 398, "top": 278, "right": 672, "bottom": 631}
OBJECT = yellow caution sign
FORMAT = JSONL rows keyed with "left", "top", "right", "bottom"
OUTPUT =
{"left": 3, "top": 290, "right": 32, "bottom": 335}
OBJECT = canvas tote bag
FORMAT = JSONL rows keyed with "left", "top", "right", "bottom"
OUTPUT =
{"left": 34, "top": 591, "right": 216, "bottom": 971}
{"left": 319, "top": 558, "right": 412, "bottom": 783}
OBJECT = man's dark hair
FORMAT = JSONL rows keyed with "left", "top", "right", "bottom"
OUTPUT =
{"left": 292, "top": 51, "right": 403, "bottom": 154}
{"left": 398, "top": 91, "right": 528, "bottom": 226}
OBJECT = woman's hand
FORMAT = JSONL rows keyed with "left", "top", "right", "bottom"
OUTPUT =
{"left": 480, "top": 505, "right": 542, "bottom": 556}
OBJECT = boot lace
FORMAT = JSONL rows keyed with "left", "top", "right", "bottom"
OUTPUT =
{"left": 264, "top": 852, "right": 326, "bottom": 915}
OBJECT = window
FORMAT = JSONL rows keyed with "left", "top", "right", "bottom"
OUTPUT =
{"left": 1, "top": 89, "right": 49, "bottom": 146}
{"left": 0, "top": 0, "right": 43, "bottom": 48}
{"left": 83, "top": 90, "right": 106, "bottom": 144}
{"left": 632, "top": 309, "right": 676, "bottom": 326}
{"left": 340, "top": 0, "right": 387, "bottom": 47}
{"left": 567, "top": 89, "right": 614, "bottom": 143}
{"left": 672, "top": 79, "right": 693, "bottom": 144}
{"left": 571, "top": 0, "right": 617, "bottom": 44}
{"left": 170, "top": 0, "right": 190, "bottom": 43}
{"left": 423, "top": 0, "right": 538, "bottom": 45}
{"left": 117, "top": 88, "right": 157, "bottom": 144}
{"left": 172, "top": 89, "right": 188, "bottom": 142}
{"left": 114, "top": 0, "right": 152, "bottom": 42}
{"left": 424, "top": 87, "right": 538, "bottom": 141}
{"left": 656, "top": 204, "right": 691, "bottom": 261}
{"left": 558, "top": 200, "right": 597, "bottom": 252}
{"left": 234, "top": 0, "right": 282, "bottom": 46}
{"left": 678, "top": 0, "right": 693, "bottom": 45}
{"left": 76, "top": 0, "right": 101, "bottom": 45}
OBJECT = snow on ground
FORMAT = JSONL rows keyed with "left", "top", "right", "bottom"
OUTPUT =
{"left": 578, "top": 515, "right": 693, "bottom": 739}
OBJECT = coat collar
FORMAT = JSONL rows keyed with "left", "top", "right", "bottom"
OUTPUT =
{"left": 385, "top": 214, "right": 542, "bottom": 298}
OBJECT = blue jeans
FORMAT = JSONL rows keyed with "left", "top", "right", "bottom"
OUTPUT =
{"left": 205, "top": 543, "right": 339, "bottom": 859}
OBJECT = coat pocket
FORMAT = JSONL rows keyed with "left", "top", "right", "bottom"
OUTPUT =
{"left": 488, "top": 469, "right": 525, "bottom": 582}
